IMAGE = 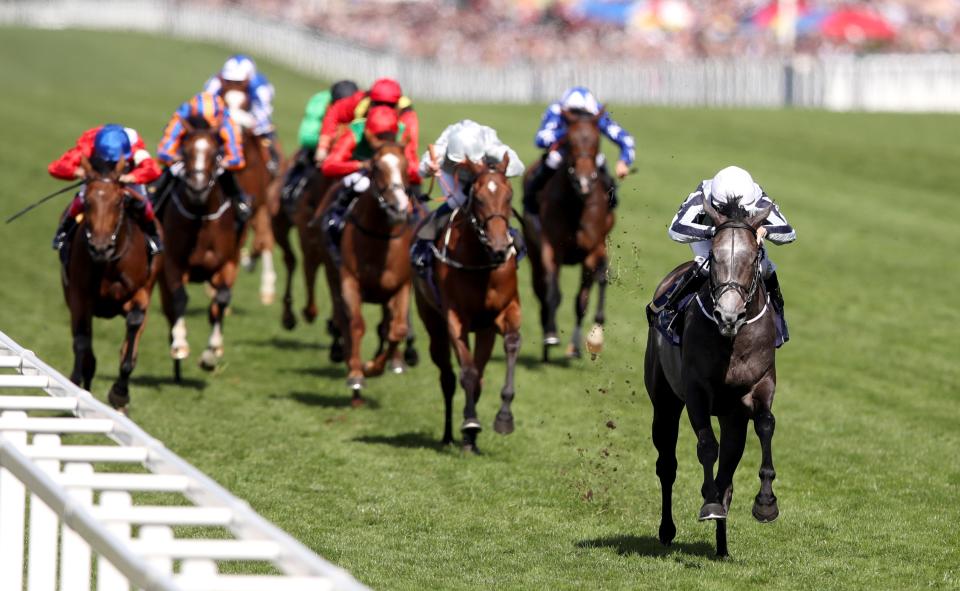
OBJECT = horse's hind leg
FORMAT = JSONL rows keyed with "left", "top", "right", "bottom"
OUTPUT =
{"left": 274, "top": 214, "right": 298, "bottom": 330}
{"left": 109, "top": 302, "right": 147, "bottom": 413}
{"left": 541, "top": 244, "right": 561, "bottom": 360}
{"left": 650, "top": 382, "right": 684, "bottom": 545}
{"left": 752, "top": 379, "right": 780, "bottom": 522}
{"left": 714, "top": 412, "right": 749, "bottom": 557}
{"left": 568, "top": 262, "right": 595, "bottom": 359}
{"left": 588, "top": 253, "right": 609, "bottom": 356}
{"left": 416, "top": 293, "right": 455, "bottom": 444}
{"left": 403, "top": 309, "right": 419, "bottom": 367}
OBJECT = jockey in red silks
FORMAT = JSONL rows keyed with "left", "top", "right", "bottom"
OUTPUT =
{"left": 49, "top": 124, "right": 163, "bottom": 255}
{"left": 154, "top": 92, "right": 251, "bottom": 221}
{"left": 319, "top": 106, "right": 416, "bottom": 241}
{"left": 315, "top": 78, "right": 421, "bottom": 189}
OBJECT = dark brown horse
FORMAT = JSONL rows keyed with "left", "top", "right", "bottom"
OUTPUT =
{"left": 318, "top": 142, "right": 417, "bottom": 405}
{"left": 224, "top": 87, "right": 279, "bottom": 306}
{"left": 523, "top": 113, "right": 614, "bottom": 361}
{"left": 157, "top": 123, "right": 244, "bottom": 380}
{"left": 644, "top": 199, "right": 779, "bottom": 557}
{"left": 62, "top": 156, "right": 161, "bottom": 412}
{"left": 414, "top": 156, "right": 521, "bottom": 453}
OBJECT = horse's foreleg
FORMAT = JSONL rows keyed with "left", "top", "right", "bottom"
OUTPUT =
{"left": 494, "top": 301, "right": 522, "bottom": 435}
{"left": 417, "top": 294, "right": 455, "bottom": 445}
{"left": 586, "top": 253, "right": 609, "bottom": 358}
{"left": 541, "top": 243, "right": 561, "bottom": 359}
{"left": 201, "top": 263, "right": 236, "bottom": 371}
{"left": 69, "top": 310, "right": 95, "bottom": 390}
{"left": 714, "top": 411, "right": 749, "bottom": 557}
{"left": 686, "top": 380, "right": 724, "bottom": 521}
{"left": 110, "top": 300, "right": 147, "bottom": 413}
{"left": 403, "top": 308, "right": 419, "bottom": 367}
{"left": 751, "top": 377, "right": 779, "bottom": 523}
{"left": 368, "top": 285, "right": 410, "bottom": 377}
{"left": 302, "top": 246, "right": 321, "bottom": 324}
{"left": 568, "top": 262, "right": 595, "bottom": 359}
{"left": 447, "top": 311, "right": 480, "bottom": 452}
{"left": 259, "top": 248, "right": 276, "bottom": 305}
{"left": 341, "top": 275, "right": 366, "bottom": 403}
{"left": 651, "top": 388, "right": 684, "bottom": 546}
{"left": 274, "top": 218, "right": 298, "bottom": 330}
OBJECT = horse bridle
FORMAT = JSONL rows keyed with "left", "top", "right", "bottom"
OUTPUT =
{"left": 83, "top": 180, "right": 132, "bottom": 261}
{"left": 708, "top": 220, "right": 763, "bottom": 308}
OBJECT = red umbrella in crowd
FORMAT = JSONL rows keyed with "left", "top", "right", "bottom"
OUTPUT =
{"left": 751, "top": 0, "right": 810, "bottom": 28}
{"left": 820, "top": 8, "right": 896, "bottom": 42}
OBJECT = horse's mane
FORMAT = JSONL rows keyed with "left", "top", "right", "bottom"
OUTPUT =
{"left": 185, "top": 115, "right": 212, "bottom": 130}
{"left": 714, "top": 196, "right": 750, "bottom": 221}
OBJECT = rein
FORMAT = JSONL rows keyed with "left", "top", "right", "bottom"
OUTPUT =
{"left": 707, "top": 220, "right": 763, "bottom": 310}
{"left": 82, "top": 183, "right": 133, "bottom": 263}
{"left": 431, "top": 190, "right": 519, "bottom": 272}
{"left": 345, "top": 180, "right": 413, "bottom": 241}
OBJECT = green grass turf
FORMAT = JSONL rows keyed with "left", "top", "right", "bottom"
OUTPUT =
{"left": 1, "top": 27, "right": 959, "bottom": 590}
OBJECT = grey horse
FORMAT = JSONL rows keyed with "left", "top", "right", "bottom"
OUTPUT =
{"left": 645, "top": 198, "right": 780, "bottom": 557}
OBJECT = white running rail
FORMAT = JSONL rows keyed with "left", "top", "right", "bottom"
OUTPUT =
{"left": 0, "top": 330, "right": 369, "bottom": 591}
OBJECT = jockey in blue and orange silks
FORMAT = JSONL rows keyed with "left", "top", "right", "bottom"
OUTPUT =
{"left": 203, "top": 54, "right": 281, "bottom": 174}
{"left": 523, "top": 86, "right": 636, "bottom": 220}
{"left": 154, "top": 91, "right": 251, "bottom": 220}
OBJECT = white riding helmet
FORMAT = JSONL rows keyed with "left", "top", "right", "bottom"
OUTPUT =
{"left": 221, "top": 54, "right": 256, "bottom": 83}
{"left": 709, "top": 166, "right": 761, "bottom": 208}
{"left": 445, "top": 122, "right": 485, "bottom": 164}
{"left": 560, "top": 86, "right": 600, "bottom": 116}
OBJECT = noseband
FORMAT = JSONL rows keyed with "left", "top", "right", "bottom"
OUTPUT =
{"left": 709, "top": 220, "right": 762, "bottom": 307}
{"left": 83, "top": 181, "right": 131, "bottom": 261}
{"left": 565, "top": 155, "right": 600, "bottom": 198}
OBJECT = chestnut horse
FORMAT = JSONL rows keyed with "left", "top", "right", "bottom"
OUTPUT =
{"left": 523, "top": 113, "right": 614, "bottom": 361}
{"left": 318, "top": 142, "right": 417, "bottom": 406}
{"left": 62, "top": 156, "right": 161, "bottom": 413}
{"left": 645, "top": 199, "right": 779, "bottom": 557}
{"left": 413, "top": 156, "right": 521, "bottom": 453}
{"left": 224, "top": 87, "right": 279, "bottom": 306}
{"left": 157, "top": 123, "right": 244, "bottom": 380}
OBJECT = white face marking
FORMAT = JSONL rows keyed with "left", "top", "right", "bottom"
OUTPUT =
{"left": 192, "top": 137, "right": 212, "bottom": 172}
{"left": 487, "top": 180, "right": 497, "bottom": 193}
{"left": 379, "top": 153, "right": 409, "bottom": 211}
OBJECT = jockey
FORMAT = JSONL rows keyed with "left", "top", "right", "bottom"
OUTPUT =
{"left": 410, "top": 119, "right": 525, "bottom": 268}
{"left": 315, "top": 78, "right": 421, "bottom": 187}
{"left": 155, "top": 92, "right": 251, "bottom": 221}
{"left": 203, "top": 54, "right": 280, "bottom": 174}
{"left": 49, "top": 124, "right": 163, "bottom": 255}
{"left": 648, "top": 166, "right": 796, "bottom": 341}
{"left": 523, "top": 86, "right": 635, "bottom": 218}
{"left": 281, "top": 79, "right": 359, "bottom": 206}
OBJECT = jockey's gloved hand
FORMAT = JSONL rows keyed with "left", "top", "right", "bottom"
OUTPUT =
{"left": 615, "top": 160, "right": 630, "bottom": 179}
{"left": 169, "top": 161, "right": 186, "bottom": 178}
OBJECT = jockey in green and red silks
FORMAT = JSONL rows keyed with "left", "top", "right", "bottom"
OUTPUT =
{"left": 154, "top": 92, "right": 251, "bottom": 222}
{"left": 49, "top": 124, "right": 163, "bottom": 256}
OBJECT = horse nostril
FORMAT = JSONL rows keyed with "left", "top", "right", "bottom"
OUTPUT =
{"left": 737, "top": 311, "right": 747, "bottom": 321}
{"left": 713, "top": 310, "right": 724, "bottom": 323}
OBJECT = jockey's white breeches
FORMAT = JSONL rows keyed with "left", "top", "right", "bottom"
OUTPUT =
{"left": 691, "top": 239, "right": 776, "bottom": 278}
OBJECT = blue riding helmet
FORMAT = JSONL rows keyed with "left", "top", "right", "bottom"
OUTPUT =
{"left": 93, "top": 124, "right": 132, "bottom": 163}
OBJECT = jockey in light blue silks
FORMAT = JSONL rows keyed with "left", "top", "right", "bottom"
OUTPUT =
{"left": 203, "top": 54, "right": 281, "bottom": 174}
{"left": 648, "top": 166, "right": 796, "bottom": 344}
{"left": 523, "top": 86, "right": 636, "bottom": 219}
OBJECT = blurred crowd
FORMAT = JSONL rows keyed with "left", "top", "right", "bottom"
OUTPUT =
{"left": 204, "top": 0, "right": 960, "bottom": 64}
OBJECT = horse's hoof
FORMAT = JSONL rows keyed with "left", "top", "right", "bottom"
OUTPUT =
{"left": 347, "top": 376, "right": 365, "bottom": 391}
{"left": 260, "top": 292, "right": 275, "bottom": 305}
{"left": 171, "top": 345, "right": 190, "bottom": 361}
{"left": 565, "top": 343, "right": 582, "bottom": 359}
{"left": 698, "top": 502, "right": 727, "bottom": 521}
{"left": 281, "top": 311, "right": 297, "bottom": 331}
{"left": 213, "top": 346, "right": 224, "bottom": 359}
{"left": 362, "top": 361, "right": 385, "bottom": 378}
{"left": 403, "top": 346, "right": 419, "bottom": 367}
{"left": 198, "top": 349, "right": 218, "bottom": 371}
{"left": 240, "top": 248, "right": 254, "bottom": 272}
{"left": 543, "top": 333, "right": 560, "bottom": 346}
{"left": 302, "top": 306, "right": 318, "bottom": 324}
{"left": 585, "top": 323, "right": 604, "bottom": 357}
{"left": 658, "top": 521, "right": 676, "bottom": 546}
{"left": 441, "top": 436, "right": 454, "bottom": 446}
{"left": 388, "top": 358, "right": 407, "bottom": 375}
{"left": 461, "top": 443, "right": 480, "bottom": 455}
{"left": 493, "top": 412, "right": 514, "bottom": 435}
{"left": 330, "top": 344, "right": 345, "bottom": 364}
{"left": 752, "top": 498, "right": 780, "bottom": 523}
{"left": 107, "top": 384, "right": 130, "bottom": 411}
{"left": 350, "top": 395, "right": 366, "bottom": 408}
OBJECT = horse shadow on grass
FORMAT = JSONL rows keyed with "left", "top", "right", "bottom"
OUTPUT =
{"left": 351, "top": 431, "right": 446, "bottom": 452}
{"left": 273, "top": 391, "right": 381, "bottom": 410}
{"left": 234, "top": 336, "right": 328, "bottom": 352}
{"left": 128, "top": 374, "right": 207, "bottom": 391}
{"left": 575, "top": 535, "right": 716, "bottom": 561}
{"left": 517, "top": 352, "right": 570, "bottom": 371}
{"left": 290, "top": 366, "right": 344, "bottom": 379}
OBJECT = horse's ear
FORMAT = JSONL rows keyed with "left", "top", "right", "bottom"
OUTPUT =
{"left": 702, "top": 196, "right": 727, "bottom": 225}
{"left": 365, "top": 130, "right": 385, "bottom": 152}
{"left": 113, "top": 156, "right": 126, "bottom": 178}
{"left": 181, "top": 116, "right": 195, "bottom": 135}
{"left": 79, "top": 154, "right": 94, "bottom": 178}
{"left": 495, "top": 152, "right": 509, "bottom": 175}
{"left": 747, "top": 202, "right": 775, "bottom": 229}
{"left": 561, "top": 109, "right": 575, "bottom": 125}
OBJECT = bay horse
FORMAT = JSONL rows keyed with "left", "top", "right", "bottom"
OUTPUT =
{"left": 319, "top": 141, "right": 418, "bottom": 406}
{"left": 157, "top": 121, "right": 245, "bottom": 380}
{"left": 62, "top": 156, "right": 162, "bottom": 413}
{"left": 413, "top": 156, "right": 521, "bottom": 453}
{"left": 523, "top": 112, "right": 614, "bottom": 362}
{"left": 644, "top": 198, "right": 779, "bottom": 557}
{"left": 224, "top": 86, "right": 278, "bottom": 306}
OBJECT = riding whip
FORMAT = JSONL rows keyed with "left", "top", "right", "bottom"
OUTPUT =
{"left": 5, "top": 180, "right": 84, "bottom": 224}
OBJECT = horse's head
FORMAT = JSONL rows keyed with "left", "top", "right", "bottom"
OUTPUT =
{"left": 465, "top": 154, "right": 514, "bottom": 264}
{"left": 703, "top": 197, "right": 773, "bottom": 337}
{"left": 367, "top": 139, "right": 411, "bottom": 226}
{"left": 80, "top": 155, "right": 127, "bottom": 262}
{"left": 221, "top": 80, "right": 251, "bottom": 112}
{"left": 562, "top": 109, "right": 602, "bottom": 198}
{"left": 179, "top": 118, "right": 222, "bottom": 206}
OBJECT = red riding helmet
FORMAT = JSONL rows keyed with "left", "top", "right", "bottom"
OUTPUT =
{"left": 365, "top": 106, "right": 400, "bottom": 136}
{"left": 369, "top": 78, "right": 403, "bottom": 105}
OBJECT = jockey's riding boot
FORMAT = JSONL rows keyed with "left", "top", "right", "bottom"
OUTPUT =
{"left": 149, "top": 166, "right": 176, "bottom": 205}
{"left": 411, "top": 202, "right": 454, "bottom": 269}
{"left": 598, "top": 162, "right": 619, "bottom": 209}
{"left": 523, "top": 158, "right": 554, "bottom": 217}
{"left": 52, "top": 215, "right": 77, "bottom": 251}
{"left": 281, "top": 150, "right": 309, "bottom": 207}
{"left": 646, "top": 264, "right": 708, "bottom": 324}
{"left": 219, "top": 170, "right": 252, "bottom": 223}
{"left": 127, "top": 196, "right": 164, "bottom": 256}
{"left": 765, "top": 271, "right": 789, "bottom": 343}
